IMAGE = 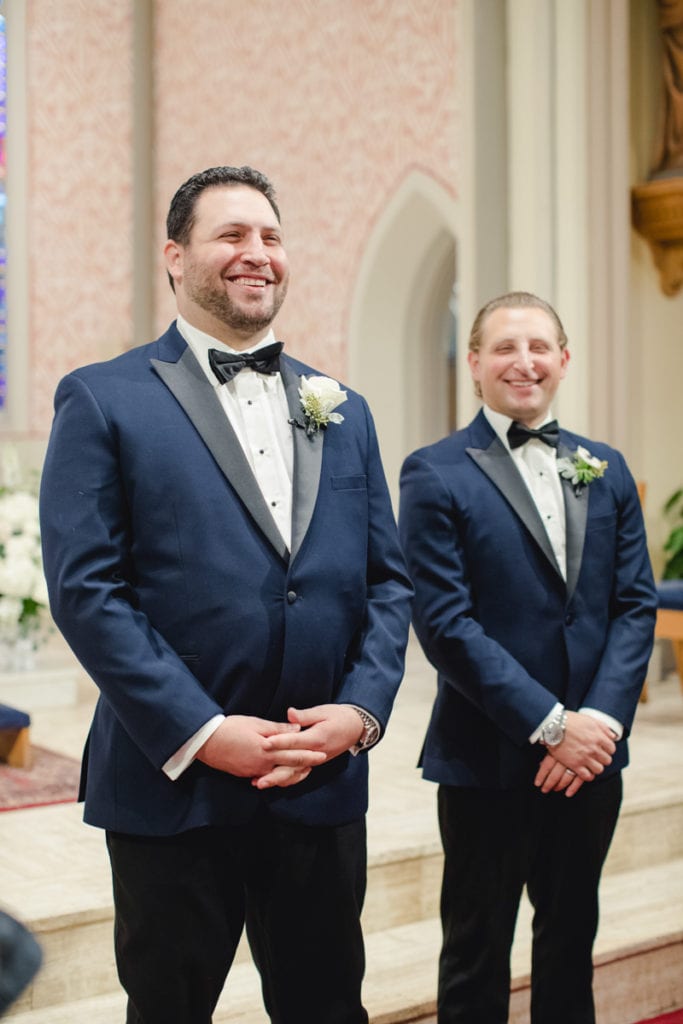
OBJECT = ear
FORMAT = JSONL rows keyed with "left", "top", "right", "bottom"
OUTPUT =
{"left": 467, "top": 349, "right": 480, "bottom": 382}
{"left": 164, "top": 239, "right": 183, "bottom": 288}
{"left": 559, "top": 347, "right": 570, "bottom": 379}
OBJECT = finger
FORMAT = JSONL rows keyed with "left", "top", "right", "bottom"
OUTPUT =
{"left": 551, "top": 769, "right": 572, "bottom": 792}
{"left": 252, "top": 766, "right": 312, "bottom": 790}
{"left": 257, "top": 720, "right": 301, "bottom": 736}
{"left": 540, "top": 760, "right": 570, "bottom": 793}
{"left": 565, "top": 774, "right": 585, "bottom": 798}
{"left": 264, "top": 727, "right": 326, "bottom": 752}
{"left": 287, "top": 706, "right": 321, "bottom": 728}
{"left": 534, "top": 756, "right": 555, "bottom": 788}
{"left": 266, "top": 747, "right": 326, "bottom": 767}
{"left": 582, "top": 757, "right": 608, "bottom": 776}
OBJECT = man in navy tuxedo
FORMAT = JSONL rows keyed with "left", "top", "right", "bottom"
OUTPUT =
{"left": 39, "top": 166, "right": 412, "bottom": 1024}
{"left": 399, "top": 292, "right": 656, "bottom": 1023}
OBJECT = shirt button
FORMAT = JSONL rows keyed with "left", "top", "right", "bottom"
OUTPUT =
{"left": 271, "top": 501, "right": 277, "bottom": 507}
{"left": 287, "top": 591, "right": 297, "bottom": 604}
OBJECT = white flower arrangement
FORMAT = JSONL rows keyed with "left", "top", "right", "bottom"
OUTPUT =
{"left": 291, "top": 375, "right": 348, "bottom": 437}
{"left": 557, "top": 445, "right": 608, "bottom": 494}
{"left": 0, "top": 446, "right": 49, "bottom": 665}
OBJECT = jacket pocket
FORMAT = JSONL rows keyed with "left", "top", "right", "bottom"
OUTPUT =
{"left": 331, "top": 475, "right": 367, "bottom": 491}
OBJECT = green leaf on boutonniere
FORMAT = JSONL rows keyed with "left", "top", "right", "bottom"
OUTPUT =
{"left": 557, "top": 445, "right": 608, "bottom": 494}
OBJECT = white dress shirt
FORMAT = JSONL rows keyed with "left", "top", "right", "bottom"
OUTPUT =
{"left": 163, "top": 318, "right": 376, "bottom": 779}
{"left": 482, "top": 407, "right": 623, "bottom": 743}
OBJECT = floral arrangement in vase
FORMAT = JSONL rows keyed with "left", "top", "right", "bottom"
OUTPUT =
{"left": 0, "top": 446, "right": 49, "bottom": 671}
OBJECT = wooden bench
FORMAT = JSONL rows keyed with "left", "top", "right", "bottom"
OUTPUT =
{"left": 655, "top": 580, "right": 683, "bottom": 696}
{"left": 0, "top": 703, "right": 32, "bottom": 768}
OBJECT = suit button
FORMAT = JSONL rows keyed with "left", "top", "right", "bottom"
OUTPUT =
{"left": 565, "top": 613, "right": 574, "bottom": 626}
{"left": 287, "top": 591, "right": 297, "bottom": 604}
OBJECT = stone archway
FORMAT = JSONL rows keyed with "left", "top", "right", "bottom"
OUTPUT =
{"left": 348, "top": 171, "right": 459, "bottom": 506}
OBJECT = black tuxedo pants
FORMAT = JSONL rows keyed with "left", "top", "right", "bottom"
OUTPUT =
{"left": 106, "top": 811, "right": 368, "bottom": 1024}
{"left": 436, "top": 773, "right": 622, "bottom": 1024}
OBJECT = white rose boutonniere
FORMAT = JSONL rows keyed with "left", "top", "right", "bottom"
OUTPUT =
{"left": 557, "top": 445, "right": 608, "bottom": 494}
{"left": 291, "top": 375, "right": 347, "bottom": 438}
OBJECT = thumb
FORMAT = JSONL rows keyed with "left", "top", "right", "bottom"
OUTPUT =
{"left": 287, "top": 706, "right": 314, "bottom": 727}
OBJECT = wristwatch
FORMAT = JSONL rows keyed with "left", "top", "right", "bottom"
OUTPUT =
{"left": 351, "top": 706, "right": 380, "bottom": 751}
{"left": 540, "top": 708, "right": 567, "bottom": 747}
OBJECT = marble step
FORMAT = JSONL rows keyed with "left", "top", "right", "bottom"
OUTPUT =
{"left": 8, "top": 856, "right": 683, "bottom": 1022}
{"left": 7, "top": 859, "right": 683, "bottom": 1023}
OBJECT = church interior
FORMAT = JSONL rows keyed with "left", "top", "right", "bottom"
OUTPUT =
{"left": 0, "top": 2, "right": 682, "bottom": 1022}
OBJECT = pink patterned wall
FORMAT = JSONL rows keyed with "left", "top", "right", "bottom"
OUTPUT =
{"left": 152, "top": 0, "right": 460, "bottom": 379}
{"left": 26, "top": 0, "right": 459, "bottom": 436}
{"left": 27, "top": 1, "right": 134, "bottom": 436}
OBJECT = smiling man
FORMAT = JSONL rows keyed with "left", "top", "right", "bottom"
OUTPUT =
{"left": 39, "top": 166, "right": 412, "bottom": 1024}
{"left": 399, "top": 291, "right": 657, "bottom": 1023}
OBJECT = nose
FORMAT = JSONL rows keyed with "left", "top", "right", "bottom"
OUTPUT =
{"left": 514, "top": 346, "right": 535, "bottom": 374}
{"left": 241, "top": 234, "right": 270, "bottom": 266}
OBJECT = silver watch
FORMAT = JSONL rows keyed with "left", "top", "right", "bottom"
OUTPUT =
{"left": 351, "top": 706, "right": 380, "bottom": 750}
{"left": 540, "top": 708, "right": 567, "bottom": 747}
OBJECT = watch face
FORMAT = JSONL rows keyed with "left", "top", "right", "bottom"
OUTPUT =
{"left": 543, "top": 720, "right": 564, "bottom": 746}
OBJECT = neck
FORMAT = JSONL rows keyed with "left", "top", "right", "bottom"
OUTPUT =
{"left": 177, "top": 305, "right": 273, "bottom": 352}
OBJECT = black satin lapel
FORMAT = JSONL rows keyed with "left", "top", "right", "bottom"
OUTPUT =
{"left": 151, "top": 348, "right": 289, "bottom": 561}
{"left": 281, "top": 360, "right": 323, "bottom": 562}
{"left": 559, "top": 443, "right": 588, "bottom": 600}
{"left": 466, "top": 438, "right": 563, "bottom": 579}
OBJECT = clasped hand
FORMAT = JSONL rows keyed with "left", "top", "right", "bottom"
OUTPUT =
{"left": 534, "top": 711, "right": 617, "bottom": 798}
{"left": 196, "top": 705, "right": 365, "bottom": 790}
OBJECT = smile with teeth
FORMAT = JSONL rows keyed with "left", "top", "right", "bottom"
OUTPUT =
{"left": 229, "top": 276, "right": 270, "bottom": 288}
{"left": 506, "top": 379, "right": 541, "bottom": 388}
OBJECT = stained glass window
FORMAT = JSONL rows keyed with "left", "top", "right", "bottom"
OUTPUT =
{"left": 0, "top": 0, "right": 6, "bottom": 408}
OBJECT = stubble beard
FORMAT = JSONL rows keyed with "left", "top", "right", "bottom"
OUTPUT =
{"left": 187, "top": 273, "right": 288, "bottom": 337}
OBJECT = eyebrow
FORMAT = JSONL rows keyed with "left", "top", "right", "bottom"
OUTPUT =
{"left": 214, "top": 221, "right": 282, "bottom": 234}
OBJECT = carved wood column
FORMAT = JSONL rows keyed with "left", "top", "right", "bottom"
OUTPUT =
{"left": 631, "top": 0, "right": 683, "bottom": 297}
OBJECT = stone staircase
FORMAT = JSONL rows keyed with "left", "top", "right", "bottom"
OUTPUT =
{"left": 2, "top": 656, "right": 682, "bottom": 1023}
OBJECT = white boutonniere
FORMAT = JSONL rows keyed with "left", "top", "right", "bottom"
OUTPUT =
{"left": 290, "top": 375, "right": 347, "bottom": 438}
{"left": 557, "top": 445, "right": 608, "bottom": 494}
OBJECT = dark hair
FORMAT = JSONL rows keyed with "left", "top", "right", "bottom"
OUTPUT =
{"left": 468, "top": 291, "right": 568, "bottom": 352}
{"left": 166, "top": 165, "right": 281, "bottom": 246}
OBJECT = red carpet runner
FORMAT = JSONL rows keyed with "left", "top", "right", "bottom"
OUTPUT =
{"left": 638, "top": 1012, "right": 683, "bottom": 1024}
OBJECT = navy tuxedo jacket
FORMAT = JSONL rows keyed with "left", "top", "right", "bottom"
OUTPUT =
{"left": 40, "top": 323, "right": 412, "bottom": 834}
{"left": 399, "top": 409, "right": 657, "bottom": 789}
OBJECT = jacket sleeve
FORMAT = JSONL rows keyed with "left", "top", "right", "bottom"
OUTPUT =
{"left": 399, "top": 450, "right": 558, "bottom": 745}
{"left": 39, "top": 372, "right": 224, "bottom": 769}
{"left": 332, "top": 399, "right": 414, "bottom": 735}
{"left": 577, "top": 452, "right": 657, "bottom": 733}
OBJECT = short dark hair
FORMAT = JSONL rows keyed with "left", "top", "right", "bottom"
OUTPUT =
{"left": 166, "top": 165, "right": 281, "bottom": 246}
{"left": 468, "top": 291, "right": 568, "bottom": 353}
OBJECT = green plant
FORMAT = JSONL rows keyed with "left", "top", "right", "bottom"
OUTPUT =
{"left": 662, "top": 487, "right": 683, "bottom": 579}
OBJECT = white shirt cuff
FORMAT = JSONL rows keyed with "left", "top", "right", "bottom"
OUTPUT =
{"left": 162, "top": 714, "right": 225, "bottom": 780}
{"left": 529, "top": 702, "right": 564, "bottom": 744}
{"left": 579, "top": 707, "right": 623, "bottom": 740}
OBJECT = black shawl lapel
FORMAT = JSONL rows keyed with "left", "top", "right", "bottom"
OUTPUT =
{"left": 150, "top": 344, "right": 289, "bottom": 561}
{"left": 558, "top": 439, "right": 588, "bottom": 601}
{"left": 466, "top": 431, "right": 564, "bottom": 581}
{"left": 281, "top": 358, "right": 324, "bottom": 563}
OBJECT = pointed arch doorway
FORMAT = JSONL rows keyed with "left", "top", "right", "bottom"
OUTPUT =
{"left": 348, "top": 171, "right": 459, "bottom": 506}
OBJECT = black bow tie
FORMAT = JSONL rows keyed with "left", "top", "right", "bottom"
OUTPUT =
{"left": 208, "top": 342, "right": 283, "bottom": 384}
{"left": 507, "top": 419, "right": 560, "bottom": 449}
